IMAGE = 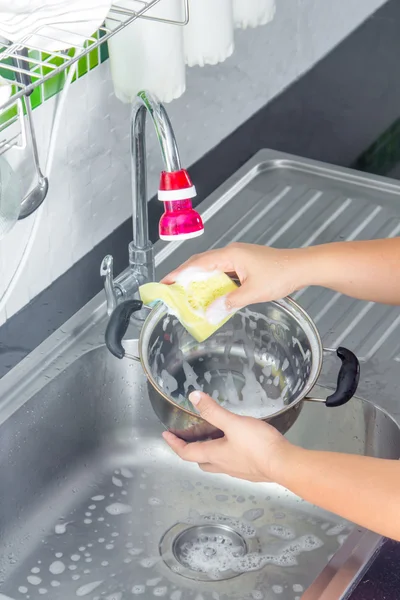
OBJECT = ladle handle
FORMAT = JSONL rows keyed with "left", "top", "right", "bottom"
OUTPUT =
{"left": 13, "top": 47, "right": 33, "bottom": 96}
{"left": 325, "top": 347, "right": 360, "bottom": 407}
{"left": 105, "top": 299, "right": 143, "bottom": 359}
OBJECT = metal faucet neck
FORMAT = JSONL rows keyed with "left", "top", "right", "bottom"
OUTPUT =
{"left": 130, "top": 91, "right": 181, "bottom": 258}
{"left": 101, "top": 91, "right": 184, "bottom": 318}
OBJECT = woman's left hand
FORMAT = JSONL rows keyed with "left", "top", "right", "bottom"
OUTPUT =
{"left": 162, "top": 390, "right": 290, "bottom": 483}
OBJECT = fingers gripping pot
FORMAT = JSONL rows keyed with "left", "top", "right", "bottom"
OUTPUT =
{"left": 105, "top": 298, "right": 360, "bottom": 442}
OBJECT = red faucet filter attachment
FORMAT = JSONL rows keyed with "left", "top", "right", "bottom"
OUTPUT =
{"left": 158, "top": 169, "right": 204, "bottom": 241}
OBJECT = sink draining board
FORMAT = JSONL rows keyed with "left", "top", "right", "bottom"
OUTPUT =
{"left": 1, "top": 149, "right": 400, "bottom": 600}
{"left": 157, "top": 149, "right": 400, "bottom": 421}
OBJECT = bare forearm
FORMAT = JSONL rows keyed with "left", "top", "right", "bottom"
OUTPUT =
{"left": 300, "top": 238, "right": 400, "bottom": 304}
{"left": 274, "top": 445, "right": 400, "bottom": 541}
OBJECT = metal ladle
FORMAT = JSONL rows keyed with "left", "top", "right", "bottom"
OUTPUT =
{"left": 13, "top": 48, "right": 49, "bottom": 219}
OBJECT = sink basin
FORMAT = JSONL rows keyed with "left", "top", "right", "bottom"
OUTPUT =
{"left": 1, "top": 335, "right": 399, "bottom": 600}
{"left": 2, "top": 149, "right": 400, "bottom": 599}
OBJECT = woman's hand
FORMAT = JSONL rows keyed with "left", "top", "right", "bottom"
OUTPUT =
{"left": 163, "top": 392, "right": 400, "bottom": 542}
{"left": 162, "top": 391, "right": 290, "bottom": 483}
{"left": 161, "top": 242, "right": 310, "bottom": 310}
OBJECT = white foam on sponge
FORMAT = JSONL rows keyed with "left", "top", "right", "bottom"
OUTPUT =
{"left": 175, "top": 267, "right": 220, "bottom": 288}
{"left": 205, "top": 295, "right": 235, "bottom": 325}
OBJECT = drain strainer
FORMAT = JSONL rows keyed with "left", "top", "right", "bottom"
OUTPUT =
{"left": 159, "top": 523, "right": 249, "bottom": 582}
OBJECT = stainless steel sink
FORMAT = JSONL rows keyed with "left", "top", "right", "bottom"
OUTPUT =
{"left": 2, "top": 149, "right": 400, "bottom": 599}
{"left": 1, "top": 334, "right": 399, "bottom": 600}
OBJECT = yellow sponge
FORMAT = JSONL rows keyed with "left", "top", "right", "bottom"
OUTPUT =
{"left": 139, "top": 269, "right": 238, "bottom": 342}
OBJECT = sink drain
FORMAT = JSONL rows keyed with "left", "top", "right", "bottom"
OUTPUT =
{"left": 159, "top": 523, "right": 249, "bottom": 582}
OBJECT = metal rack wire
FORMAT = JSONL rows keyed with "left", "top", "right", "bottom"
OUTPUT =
{"left": 0, "top": 0, "right": 189, "bottom": 109}
{"left": 0, "top": 0, "right": 189, "bottom": 155}
{"left": 0, "top": 95, "right": 26, "bottom": 154}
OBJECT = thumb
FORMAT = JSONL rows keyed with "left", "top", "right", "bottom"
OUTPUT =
{"left": 225, "top": 285, "right": 256, "bottom": 310}
{"left": 189, "top": 391, "right": 236, "bottom": 430}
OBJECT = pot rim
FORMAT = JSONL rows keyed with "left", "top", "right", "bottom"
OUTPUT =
{"left": 138, "top": 296, "right": 324, "bottom": 421}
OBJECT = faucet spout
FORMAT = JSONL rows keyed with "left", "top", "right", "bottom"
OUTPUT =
{"left": 131, "top": 90, "right": 181, "bottom": 255}
{"left": 101, "top": 90, "right": 203, "bottom": 318}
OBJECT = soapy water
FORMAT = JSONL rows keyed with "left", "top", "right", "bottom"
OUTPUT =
{"left": 178, "top": 537, "right": 246, "bottom": 576}
{"left": 8, "top": 466, "right": 344, "bottom": 600}
{"left": 160, "top": 361, "right": 293, "bottom": 418}
{"left": 154, "top": 304, "right": 311, "bottom": 419}
{"left": 187, "top": 512, "right": 257, "bottom": 539}
{"left": 272, "top": 586, "right": 283, "bottom": 595}
{"left": 267, "top": 524, "right": 296, "bottom": 540}
{"left": 326, "top": 523, "right": 347, "bottom": 536}
{"left": 175, "top": 532, "right": 323, "bottom": 578}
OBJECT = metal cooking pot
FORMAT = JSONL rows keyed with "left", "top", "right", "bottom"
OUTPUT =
{"left": 105, "top": 297, "right": 360, "bottom": 442}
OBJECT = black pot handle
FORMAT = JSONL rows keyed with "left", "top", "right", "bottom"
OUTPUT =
{"left": 105, "top": 300, "right": 143, "bottom": 359}
{"left": 325, "top": 347, "right": 360, "bottom": 407}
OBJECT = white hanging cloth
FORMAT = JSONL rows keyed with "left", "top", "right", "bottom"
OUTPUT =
{"left": 183, "top": 0, "right": 234, "bottom": 67}
{"left": 107, "top": 0, "right": 186, "bottom": 104}
{"left": 233, "top": 0, "right": 276, "bottom": 29}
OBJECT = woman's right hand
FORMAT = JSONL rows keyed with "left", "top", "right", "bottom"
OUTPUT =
{"left": 161, "top": 242, "right": 311, "bottom": 310}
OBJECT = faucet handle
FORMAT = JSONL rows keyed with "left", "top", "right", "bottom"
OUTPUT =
{"left": 100, "top": 255, "right": 121, "bottom": 316}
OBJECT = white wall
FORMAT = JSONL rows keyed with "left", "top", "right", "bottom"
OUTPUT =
{"left": 0, "top": 0, "right": 386, "bottom": 325}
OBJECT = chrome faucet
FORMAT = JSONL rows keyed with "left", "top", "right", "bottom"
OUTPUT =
{"left": 100, "top": 90, "right": 185, "bottom": 318}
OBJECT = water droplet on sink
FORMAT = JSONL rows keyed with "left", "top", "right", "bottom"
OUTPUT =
{"left": 215, "top": 495, "right": 229, "bottom": 502}
{"left": 49, "top": 561, "right": 65, "bottom": 575}
{"left": 132, "top": 585, "right": 145, "bottom": 595}
{"left": 55, "top": 522, "right": 68, "bottom": 534}
{"left": 243, "top": 508, "right": 264, "bottom": 522}
{"left": 267, "top": 524, "right": 295, "bottom": 540}
{"left": 120, "top": 467, "right": 133, "bottom": 478}
{"left": 76, "top": 580, "right": 103, "bottom": 596}
{"left": 148, "top": 497, "right": 163, "bottom": 506}
{"left": 105, "top": 503, "right": 132, "bottom": 516}
{"left": 140, "top": 557, "right": 158, "bottom": 568}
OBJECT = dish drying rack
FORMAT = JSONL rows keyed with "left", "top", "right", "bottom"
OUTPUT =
{"left": 0, "top": 0, "right": 189, "bottom": 155}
